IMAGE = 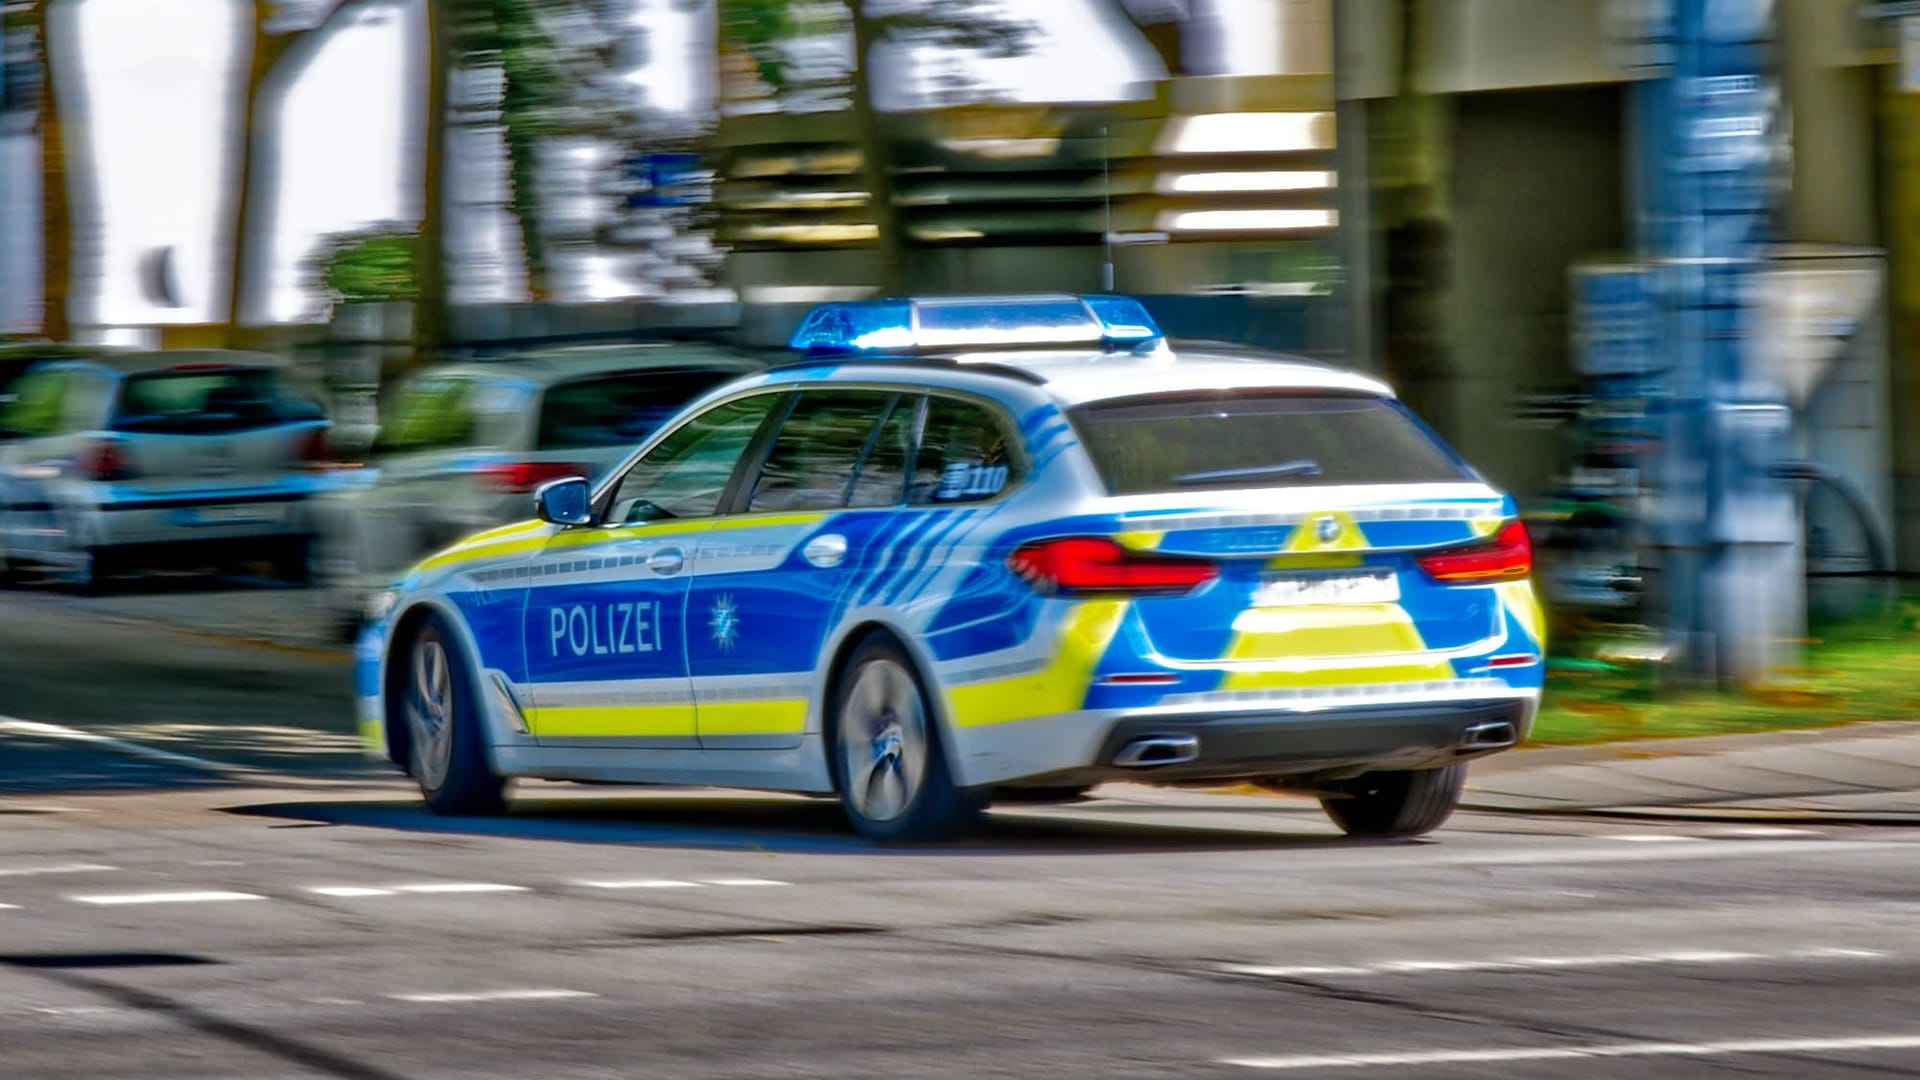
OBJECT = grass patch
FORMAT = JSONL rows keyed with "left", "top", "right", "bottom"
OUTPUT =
{"left": 1534, "top": 601, "right": 1920, "bottom": 746}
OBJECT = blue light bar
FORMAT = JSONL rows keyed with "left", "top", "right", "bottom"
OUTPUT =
{"left": 788, "top": 295, "right": 1164, "bottom": 355}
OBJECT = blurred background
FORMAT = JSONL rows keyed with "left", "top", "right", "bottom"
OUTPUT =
{"left": 1, "top": 0, "right": 1917, "bottom": 717}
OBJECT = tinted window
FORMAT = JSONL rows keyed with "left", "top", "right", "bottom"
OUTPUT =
{"left": 606, "top": 394, "right": 780, "bottom": 524}
{"left": 114, "top": 368, "right": 323, "bottom": 435}
{"left": 1070, "top": 391, "right": 1471, "bottom": 494}
{"left": 0, "top": 370, "right": 69, "bottom": 438}
{"left": 376, "top": 378, "right": 478, "bottom": 454}
{"left": 535, "top": 370, "right": 734, "bottom": 451}
{"left": 910, "top": 396, "right": 1017, "bottom": 505}
{"left": 747, "top": 392, "right": 893, "bottom": 513}
{"left": 847, "top": 396, "right": 915, "bottom": 509}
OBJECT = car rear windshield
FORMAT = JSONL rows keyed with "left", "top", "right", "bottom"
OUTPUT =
{"left": 535, "top": 369, "right": 736, "bottom": 451}
{"left": 1069, "top": 390, "right": 1471, "bottom": 494}
{"left": 113, "top": 367, "right": 322, "bottom": 435}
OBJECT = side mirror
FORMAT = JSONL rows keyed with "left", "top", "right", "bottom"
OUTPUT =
{"left": 534, "top": 476, "right": 593, "bottom": 527}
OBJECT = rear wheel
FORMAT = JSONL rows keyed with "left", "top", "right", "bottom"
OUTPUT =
{"left": 1319, "top": 764, "right": 1466, "bottom": 838}
{"left": 830, "top": 636, "right": 983, "bottom": 843}
{"left": 404, "top": 618, "right": 507, "bottom": 816}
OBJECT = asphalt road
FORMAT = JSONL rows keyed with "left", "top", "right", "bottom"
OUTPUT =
{"left": 5, "top": 585, "right": 1920, "bottom": 1078}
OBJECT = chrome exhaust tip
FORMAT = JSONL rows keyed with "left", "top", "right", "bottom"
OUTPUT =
{"left": 1459, "top": 720, "right": 1518, "bottom": 750}
{"left": 1113, "top": 734, "right": 1201, "bottom": 768}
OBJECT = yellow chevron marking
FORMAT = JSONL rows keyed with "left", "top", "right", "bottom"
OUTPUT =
{"left": 947, "top": 601, "right": 1129, "bottom": 728}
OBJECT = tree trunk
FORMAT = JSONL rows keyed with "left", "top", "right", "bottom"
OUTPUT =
{"left": 34, "top": 3, "right": 68, "bottom": 341}
{"left": 847, "top": 0, "right": 904, "bottom": 295}
{"left": 225, "top": 13, "right": 297, "bottom": 347}
{"left": 414, "top": 0, "right": 450, "bottom": 367}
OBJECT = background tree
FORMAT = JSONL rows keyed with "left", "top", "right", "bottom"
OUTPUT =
{"left": 718, "top": 0, "right": 1030, "bottom": 294}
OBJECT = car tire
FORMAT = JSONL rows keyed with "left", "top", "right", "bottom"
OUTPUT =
{"left": 1318, "top": 763, "right": 1466, "bottom": 838}
{"left": 830, "top": 635, "right": 983, "bottom": 844}
{"left": 402, "top": 616, "right": 508, "bottom": 816}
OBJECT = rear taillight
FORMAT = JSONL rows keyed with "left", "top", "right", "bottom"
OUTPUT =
{"left": 295, "top": 427, "right": 330, "bottom": 465}
{"left": 483, "top": 461, "right": 590, "bottom": 494}
{"left": 82, "top": 440, "right": 135, "bottom": 482}
{"left": 1417, "top": 521, "right": 1533, "bottom": 583}
{"left": 1008, "top": 537, "right": 1218, "bottom": 596}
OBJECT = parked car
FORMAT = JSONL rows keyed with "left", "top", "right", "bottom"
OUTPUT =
{"left": 313, "top": 343, "right": 768, "bottom": 631}
{"left": 0, "top": 349, "right": 332, "bottom": 589}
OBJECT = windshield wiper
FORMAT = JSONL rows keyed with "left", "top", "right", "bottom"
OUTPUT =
{"left": 1175, "top": 459, "right": 1322, "bottom": 485}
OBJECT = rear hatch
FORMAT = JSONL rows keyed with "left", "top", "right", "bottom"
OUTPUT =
{"left": 104, "top": 364, "right": 327, "bottom": 492}
{"left": 1060, "top": 390, "right": 1532, "bottom": 696}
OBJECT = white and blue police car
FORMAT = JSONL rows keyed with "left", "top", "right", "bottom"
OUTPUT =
{"left": 357, "top": 296, "right": 1544, "bottom": 842}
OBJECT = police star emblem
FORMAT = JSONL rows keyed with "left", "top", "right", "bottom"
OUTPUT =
{"left": 709, "top": 594, "right": 740, "bottom": 652}
{"left": 1316, "top": 515, "right": 1342, "bottom": 544}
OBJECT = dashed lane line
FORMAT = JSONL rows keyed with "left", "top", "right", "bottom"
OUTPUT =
{"left": 0, "top": 863, "right": 119, "bottom": 878}
{"left": 0, "top": 717, "right": 253, "bottom": 777}
{"left": 70, "top": 891, "right": 267, "bottom": 906}
{"left": 305, "top": 883, "right": 529, "bottom": 897}
{"left": 390, "top": 989, "right": 597, "bottom": 1004}
{"left": 1222, "top": 1033, "right": 1920, "bottom": 1071}
{"left": 1221, "top": 946, "right": 1888, "bottom": 981}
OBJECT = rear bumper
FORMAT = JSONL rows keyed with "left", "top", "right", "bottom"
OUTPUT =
{"left": 952, "top": 694, "right": 1538, "bottom": 789}
{"left": 1088, "top": 698, "right": 1529, "bottom": 783}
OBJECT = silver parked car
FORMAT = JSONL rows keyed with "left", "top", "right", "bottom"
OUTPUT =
{"left": 312, "top": 342, "right": 767, "bottom": 629}
{"left": 0, "top": 350, "right": 332, "bottom": 589}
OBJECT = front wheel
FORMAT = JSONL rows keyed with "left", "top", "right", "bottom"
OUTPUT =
{"left": 403, "top": 618, "right": 507, "bottom": 816}
{"left": 1319, "top": 764, "right": 1466, "bottom": 838}
{"left": 830, "top": 636, "right": 983, "bottom": 843}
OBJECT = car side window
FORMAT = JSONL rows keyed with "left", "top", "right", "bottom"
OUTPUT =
{"left": 606, "top": 393, "right": 782, "bottom": 525}
{"left": 846, "top": 395, "right": 917, "bottom": 508}
{"left": 909, "top": 396, "right": 1017, "bottom": 505}
{"left": 376, "top": 377, "right": 478, "bottom": 455}
{"left": 0, "top": 370, "right": 69, "bottom": 438}
{"left": 747, "top": 391, "right": 895, "bottom": 513}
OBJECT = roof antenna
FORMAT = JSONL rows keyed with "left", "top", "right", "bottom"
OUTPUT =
{"left": 1101, "top": 125, "right": 1115, "bottom": 293}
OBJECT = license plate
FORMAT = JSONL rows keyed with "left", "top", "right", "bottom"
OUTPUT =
{"left": 189, "top": 504, "right": 283, "bottom": 525}
{"left": 1255, "top": 569, "right": 1401, "bottom": 607}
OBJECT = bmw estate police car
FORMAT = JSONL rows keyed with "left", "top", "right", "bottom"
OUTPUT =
{"left": 357, "top": 296, "right": 1543, "bottom": 842}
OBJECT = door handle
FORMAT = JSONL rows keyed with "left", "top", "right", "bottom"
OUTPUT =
{"left": 647, "top": 548, "right": 685, "bottom": 575}
{"left": 803, "top": 534, "right": 848, "bottom": 569}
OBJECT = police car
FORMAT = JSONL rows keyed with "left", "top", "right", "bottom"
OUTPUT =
{"left": 357, "top": 296, "right": 1543, "bottom": 842}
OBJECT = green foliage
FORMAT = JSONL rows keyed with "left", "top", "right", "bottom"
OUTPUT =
{"left": 310, "top": 225, "right": 420, "bottom": 305}
{"left": 717, "top": 0, "right": 1032, "bottom": 95}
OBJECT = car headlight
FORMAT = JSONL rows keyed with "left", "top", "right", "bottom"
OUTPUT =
{"left": 365, "top": 589, "right": 399, "bottom": 622}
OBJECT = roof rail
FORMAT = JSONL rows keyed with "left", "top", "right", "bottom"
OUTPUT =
{"left": 765, "top": 355, "right": 1051, "bottom": 386}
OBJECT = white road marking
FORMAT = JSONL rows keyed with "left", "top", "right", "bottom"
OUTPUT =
{"left": 579, "top": 879, "right": 704, "bottom": 890}
{"left": 392, "top": 989, "right": 597, "bottom": 1004}
{"left": 0, "top": 903, "right": 17, "bottom": 910}
{"left": 1222, "top": 946, "right": 1888, "bottom": 981}
{"left": 0, "top": 863, "right": 119, "bottom": 878}
{"left": 1602, "top": 833, "right": 1708, "bottom": 843}
{"left": 1223, "top": 1033, "right": 1920, "bottom": 1070}
{"left": 307, "top": 887, "right": 397, "bottom": 898}
{"left": 1713, "top": 825, "right": 1818, "bottom": 838}
{"left": 0, "top": 717, "right": 249, "bottom": 775}
{"left": 700, "top": 878, "right": 790, "bottom": 887}
{"left": 393, "top": 883, "right": 526, "bottom": 895}
{"left": 72, "top": 891, "right": 266, "bottom": 906}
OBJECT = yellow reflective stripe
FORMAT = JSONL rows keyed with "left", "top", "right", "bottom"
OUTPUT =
{"left": 1218, "top": 603, "right": 1453, "bottom": 691}
{"left": 1470, "top": 516, "right": 1506, "bottom": 538}
{"left": 416, "top": 523, "right": 554, "bottom": 572}
{"left": 358, "top": 716, "right": 386, "bottom": 755}
{"left": 526, "top": 704, "right": 699, "bottom": 738}
{"left": 1498, "top": 581, "right": 1547, "bottom": 650}
{"left": 947, "top": 601, "right": 1129, "bottom": 727}
{"left": 1265, "top": 552, "right": 1365, "bottom": 571}
{"left": 1115, "top": 530, "right": 1165, "bottom": 551}
{"left": 694, "top": 699, "right": 808, "bottom": 736}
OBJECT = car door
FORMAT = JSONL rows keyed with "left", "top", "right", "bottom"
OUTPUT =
{"left": 520, "top": 391, "right": 786, "bottom": 748}
{"left": 0, "top": 367, "right": 79, "bottom": 562}
{"left": 687, "top": 390, "right": 914, "bottom": 750}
